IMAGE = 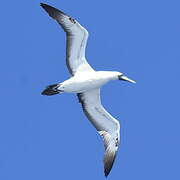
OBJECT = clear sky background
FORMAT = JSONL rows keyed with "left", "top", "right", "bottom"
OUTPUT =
{"left": 0, "top": 0, "right": 180, "bottom": 179}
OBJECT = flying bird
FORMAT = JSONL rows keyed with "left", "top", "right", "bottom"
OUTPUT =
{"left": 40, "top": 3, "right": 135, "bottom": 177}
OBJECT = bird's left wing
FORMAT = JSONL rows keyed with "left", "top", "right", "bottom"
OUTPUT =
{"left": 77, "top": 89, "right": 120, "bottom": 177}
{"left": 40, "top": 3, "right": 94, "bottom": 76}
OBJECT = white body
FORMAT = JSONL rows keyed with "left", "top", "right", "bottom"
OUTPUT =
{"left": 59, "top": 71, "right": 121, "bottom": 93}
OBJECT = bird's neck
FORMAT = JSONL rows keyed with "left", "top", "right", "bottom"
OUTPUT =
{"left": 97, "top": 71, "right": 120, "bottom": 81}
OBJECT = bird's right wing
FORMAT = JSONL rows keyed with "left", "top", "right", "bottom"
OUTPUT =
{"left": 77, "top": 89, "right": 120, "bottom": 177}
{"left": 40, "top": 3, "right": 94, "bottom": 76}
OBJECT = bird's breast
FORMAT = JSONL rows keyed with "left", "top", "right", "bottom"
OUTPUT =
{"left": 62, "top": 75, "right": 109, "bottom": 93}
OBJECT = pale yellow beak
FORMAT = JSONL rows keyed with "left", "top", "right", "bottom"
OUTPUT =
{"left": 119, "top": 75, "right": 136, "bottom": 83}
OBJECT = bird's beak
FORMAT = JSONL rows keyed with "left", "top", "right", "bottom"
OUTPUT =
{"left": 119, "top": 75, "right": 136, "bottom": 83}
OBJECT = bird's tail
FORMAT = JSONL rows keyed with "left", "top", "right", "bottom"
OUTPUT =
{"left": 41, "top": 84, "right": 62, "bottom": 96}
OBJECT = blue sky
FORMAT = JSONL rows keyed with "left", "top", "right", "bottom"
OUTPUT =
{"left": 0, "top": 0, "right": 180, "bottom": 179}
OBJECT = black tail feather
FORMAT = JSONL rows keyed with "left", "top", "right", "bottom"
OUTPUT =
{"left": 41, "top": 84, "right": 61, "bottom": 96}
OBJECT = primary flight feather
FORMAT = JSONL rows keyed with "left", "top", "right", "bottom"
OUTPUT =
{"left": 40, "top": 3, "right": 135, "bottom": 177}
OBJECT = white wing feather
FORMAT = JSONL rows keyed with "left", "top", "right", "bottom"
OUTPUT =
{"left": 41, "top": 3, "right": 94, "bottom": 75}
{"left": 77, "top": 89, "right": 120, "bottom": 177}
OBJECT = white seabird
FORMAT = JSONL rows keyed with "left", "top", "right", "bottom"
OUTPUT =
{"left": 40, "top": 3, "right": 135, "bottom": 177}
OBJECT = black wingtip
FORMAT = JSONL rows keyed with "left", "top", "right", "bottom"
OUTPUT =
{"left": 104, "top": 152, "right": 117, "bottom": 177}
{"left": 40, "top": 3, "right": 51, "bottom": 9}
{"left": 104, "top": 173, "right": 108, "bottom": 178}
{"left": 104, "top": 168, "right": 111, "bottom": 177}
{"left": 103, "top": 142, "right": 118, "bottom": 178}
{"left": 40, "top": 3, "right": 66, "bottom": 18}
{"left": 40, "top": 3, "right": 45, "bottom": 7}
{"left": 40, "top": 3, "right": 50, "bottom": 10}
